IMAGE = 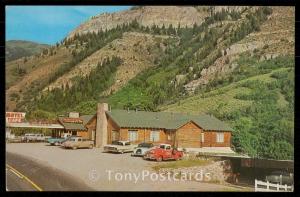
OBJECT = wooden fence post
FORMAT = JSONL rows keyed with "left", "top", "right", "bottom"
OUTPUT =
{"left": 285, "top": 184, "right": 287, "bottom": 191}
{"left": 255, "top": 179, "right": 257, "bottom": 191}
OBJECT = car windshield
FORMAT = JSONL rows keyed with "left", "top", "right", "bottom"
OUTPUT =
{"left": 112, "top": 141, "right": 119, "bottom": 145}
{"left": 70, "top": 138, "right": 76, "bottom": 141}
{"left": 159, "top": 145, "right": 165, "bottom": 149}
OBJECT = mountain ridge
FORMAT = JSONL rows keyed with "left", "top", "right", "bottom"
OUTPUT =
{"left": 6, "top": 40, "right": 50, "bottom": 62}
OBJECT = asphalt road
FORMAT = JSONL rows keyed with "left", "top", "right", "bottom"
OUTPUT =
{"left": 6, "top": 152, "right": 93, "bottom": 191}
{"left": 6, "top": 168, "right": 38, "bottom": 191}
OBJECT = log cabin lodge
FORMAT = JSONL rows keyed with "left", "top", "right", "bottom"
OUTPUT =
{"left": 53, "top": 103, "right": 233, "bottom": 151}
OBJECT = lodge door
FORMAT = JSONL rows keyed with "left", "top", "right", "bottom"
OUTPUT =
{"left": 200, "top": 133, "right": 204, "bottom": 148}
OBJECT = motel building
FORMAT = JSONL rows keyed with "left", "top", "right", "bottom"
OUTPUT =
{"left": 5, "top": 112, "right": 26, "bottom": 139}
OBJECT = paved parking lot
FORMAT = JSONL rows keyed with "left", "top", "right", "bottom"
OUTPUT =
{"left": 6, "top": 142, "right": 244, "bottom": 191}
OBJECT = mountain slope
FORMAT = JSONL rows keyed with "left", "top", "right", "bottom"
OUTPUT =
{"left": 6, "top": 46, "right": 73, "bottom": 111}
{"left": 44, "top": 32, "right": 169, "bottom": 94}
{"left": 5, "top": 40, "right": 49, "bottom": 62}
{"left": 184, "top": 6, "right": 294, "bottom": 93}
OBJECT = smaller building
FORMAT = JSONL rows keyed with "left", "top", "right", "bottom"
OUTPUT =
{"left": 56, "top": 113, "right": 94, "bottom": 139}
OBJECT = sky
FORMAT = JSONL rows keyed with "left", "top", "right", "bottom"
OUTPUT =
{"left": 6, "top": 6, "right": 132, "bottom": 45}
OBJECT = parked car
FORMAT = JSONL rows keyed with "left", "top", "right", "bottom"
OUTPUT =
{"left": 131, "top": 142, "right": 156, "bottom": 156}
{"left": 265, "top": 171, "right": 294, "bottom": 185}
{"left": 6, "top": 132, "right": 15, "bottom": 140}
{"left": 104, "top": 141, "right": 136, "bottom": 154}
{"left": 47, "top": 134, "right": 72, "bottom": 146}
{"left": 6, "top": 136, "right": 22, "bottom": 143}
{"left": 62, "top": 137, "right": 94, "bottom": 149}
{"left": 21, "top": 133, "right": 46, "bottom": 142}
{"left": 143, "top": 144, "right": 184, "bottom": 162}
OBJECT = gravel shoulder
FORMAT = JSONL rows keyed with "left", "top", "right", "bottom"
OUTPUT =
{"left": 6, "top": 143, "right": 245, "bottom": 191}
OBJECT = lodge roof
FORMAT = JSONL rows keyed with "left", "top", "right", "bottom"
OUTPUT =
{"left": 80, "top": 115, "right": 95, "bottom": 125}
{"left": 106, "top": 110, "right": 233, "bottom": 131}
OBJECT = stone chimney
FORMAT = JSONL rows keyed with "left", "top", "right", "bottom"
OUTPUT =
{"left": 95, "top": 103, "right": 108, "bottom": 148}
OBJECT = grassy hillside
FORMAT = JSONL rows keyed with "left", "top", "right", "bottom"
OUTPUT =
{"left": 162, "top": 55, "right": 294, "bottom": 160}
{"left": 6, "top": 40, "right": 49, "bottom": 62}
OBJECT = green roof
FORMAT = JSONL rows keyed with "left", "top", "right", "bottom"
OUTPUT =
{"left": 80, "top": 115, "right": 95, "bottom": 125}
{"left": 106, "top": 110, "right": 233, "bottom": 131}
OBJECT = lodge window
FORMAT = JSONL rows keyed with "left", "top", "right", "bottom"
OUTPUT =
{"left": 128, "top": 130, "right": 138, "bottom": 142}
{"left": 150, "top": 131, "right": 160, "bottom": 142}
{"left": 167, "top": 134, "right": 171, "bottom": 141}
{"left": 201, "top": 133, "right": 204, "bottom": 142}
{"left": 216, "top": 133, "right": 224, "bottom": 143}
{"left": 166, "top": 131, "right": 172, "bottom": 141}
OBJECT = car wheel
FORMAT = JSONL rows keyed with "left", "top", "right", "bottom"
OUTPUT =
{"left": 54, "top": 142, "right": 59, "bottom": 146}
{"left": 72, "top": 146, "right": 77, "bottom": 150}
{"left": 156, "top": 156, "right": 163, "bottom": 162}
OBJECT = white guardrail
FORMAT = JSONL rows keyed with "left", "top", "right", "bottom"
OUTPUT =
{"left": 255, "top": 179, "right": 293, "bottom": 192}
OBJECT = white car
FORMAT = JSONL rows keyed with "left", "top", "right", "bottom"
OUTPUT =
{"left": 22, "top": 133, "right": 45, "bottom": 142}
{"left": 131, "top": 142, "right": 156, "bottom": 156}
{"left": 104, "top": 141, "right": 136, "bottom": 154}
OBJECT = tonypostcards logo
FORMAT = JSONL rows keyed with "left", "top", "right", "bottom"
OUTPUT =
{"left": 88, "top": 169, "right": 211, "bottom": 183}
{"left": 89, "top": 169, "right": 101, "bottom": 182}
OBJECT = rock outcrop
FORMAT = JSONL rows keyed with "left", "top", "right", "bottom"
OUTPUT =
{"left": 67, "top": 6, "right": 210, "bottom": 39}
{"left": 158, "top": 160, "right": 233, "bottom": 183}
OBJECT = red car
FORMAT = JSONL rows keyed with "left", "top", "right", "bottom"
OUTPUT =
{"left": 143, "top": 144, "right": 183, "bottom": 162}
